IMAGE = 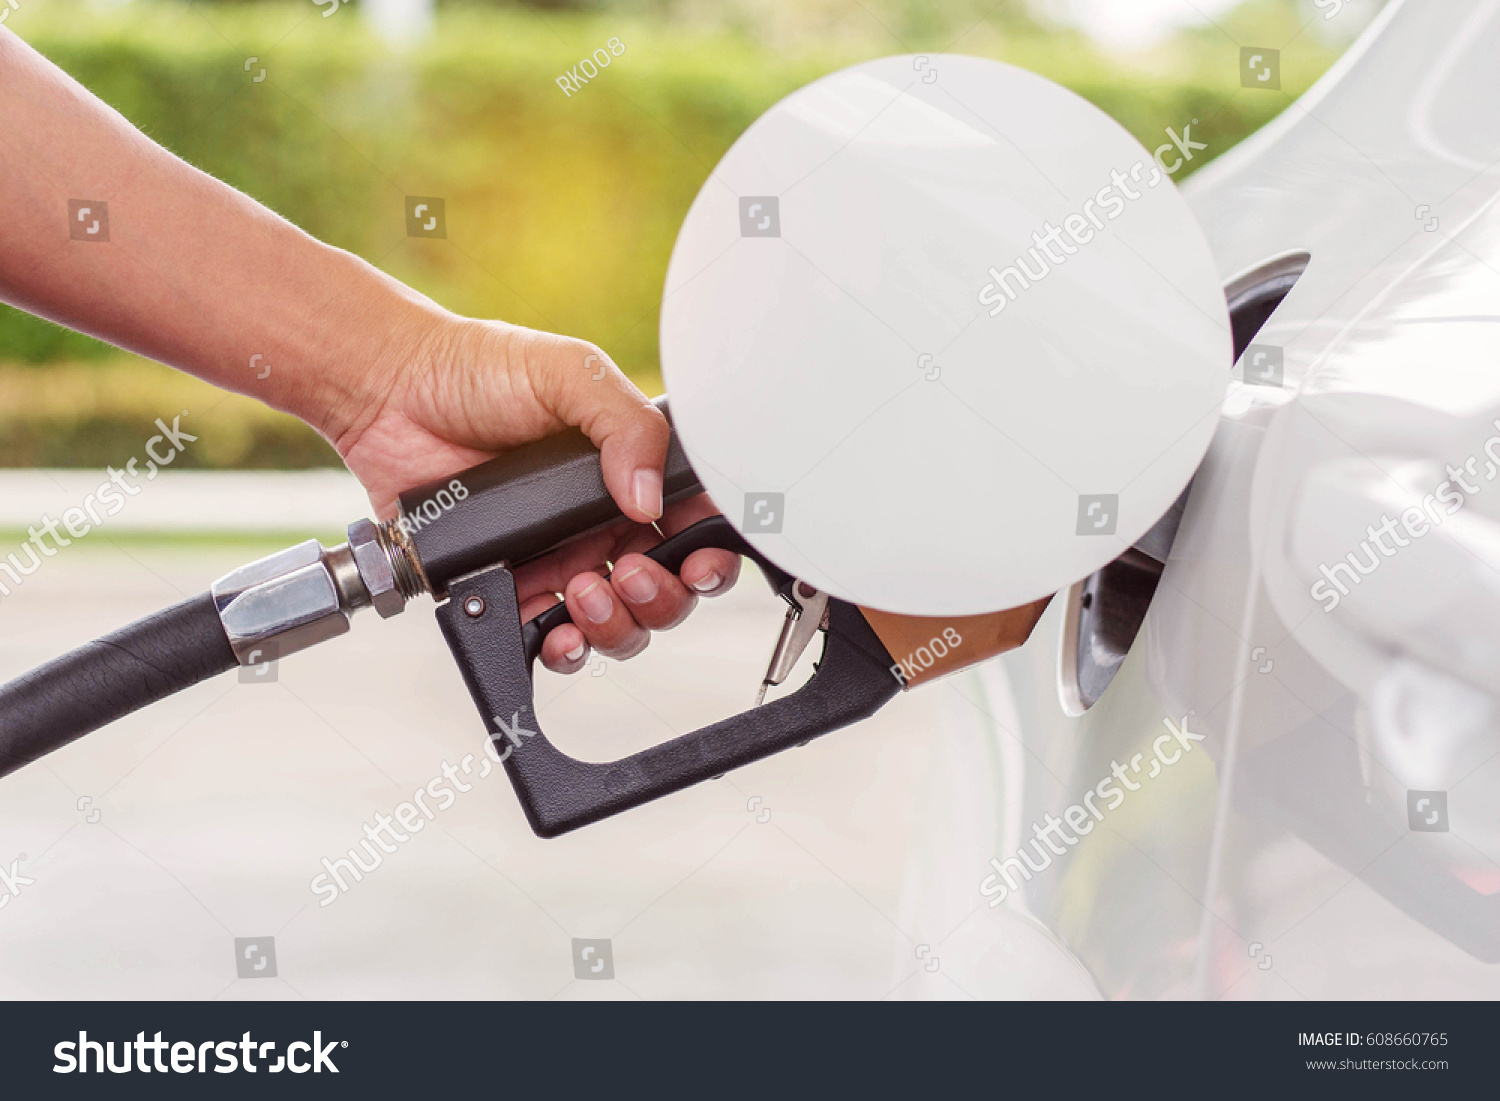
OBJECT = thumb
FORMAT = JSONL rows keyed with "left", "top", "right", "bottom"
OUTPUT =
{"left": 521, "top": 329, "right": 669, "bottom": 525}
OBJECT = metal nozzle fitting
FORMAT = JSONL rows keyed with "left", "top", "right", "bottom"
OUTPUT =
{"left": 376, "top": 516, "right": 430, "bottom": 601}
{"left": 210, "top": 518, "right": 431, "bottom": 666}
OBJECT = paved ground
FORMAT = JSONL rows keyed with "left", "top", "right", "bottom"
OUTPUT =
{"left": 0, "top": 472, "right": 1095, "bottom": 999}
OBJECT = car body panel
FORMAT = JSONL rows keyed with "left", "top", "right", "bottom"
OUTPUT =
{"left": 974, "top": 0, "right": 1500, "bottom": 998}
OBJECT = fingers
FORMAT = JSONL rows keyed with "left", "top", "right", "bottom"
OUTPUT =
{"left": 609, "top": 553, "right": 698, "bottom": 631}
{"left": 520, "top": 592, "right": 593, "bottom": 675}
{"left": 563, "top": 570, "right": 649, "bottom": 661}
{"left": 554, "top": 551, "right": 704, "bottom": 661}
{"left": 512, "top": 519, "right": 627, "bottom": 605}
{"left": 660, "top": 492, "right": 740, "bottom": 597}
{"left": 520, "top": 329, "right": 669, "bottom": 526}
{"left": 516, "top": 491, "right": 742, "bottom": 675}
{"left": 679, "top": 547, "right": 739, "bottom": 597}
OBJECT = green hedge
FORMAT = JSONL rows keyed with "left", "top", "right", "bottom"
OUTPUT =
{"left": 2, "top": 1, "right": 1337, "bottom": 464}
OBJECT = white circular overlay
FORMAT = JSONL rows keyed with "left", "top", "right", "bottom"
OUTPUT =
{"left": 661, "top": 54, "right": 1231, "bottom": 616}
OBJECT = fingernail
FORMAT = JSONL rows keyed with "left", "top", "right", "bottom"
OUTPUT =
{"left": 577, "top": 580, "right": 613, "bottom": 623}
{"left": 632, "top": 469, "right": 663, "bottom": 520}
{"left": 564, "top": 640, "right": 586, "bottom": 662}
{"left": 615, "top": 565, "right": 658, "bottom": 604}
{"left": 688, "top": 571, "right": 722, "bottom": 594}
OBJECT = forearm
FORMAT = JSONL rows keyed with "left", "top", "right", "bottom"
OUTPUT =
{"left": 0, "top": 26, "right": 444, "bottom": 440}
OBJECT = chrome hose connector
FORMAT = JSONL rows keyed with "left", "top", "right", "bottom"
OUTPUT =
{"left": 211, "top": 519, "right": 430, "bottom": 666}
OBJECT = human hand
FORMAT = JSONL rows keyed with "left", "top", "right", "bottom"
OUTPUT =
{"left": 319, "top": 313, "right": 740, "bottom": 673}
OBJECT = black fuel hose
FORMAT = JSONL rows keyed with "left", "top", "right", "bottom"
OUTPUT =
{"left": 0, "top": 398, "right": 690, "bottom": 778}
{"left": 0, "top": 592, "right": 234, "bottom": 779}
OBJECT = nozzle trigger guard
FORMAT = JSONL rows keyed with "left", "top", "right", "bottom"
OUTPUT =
{"left": 436, "top": 516, "right": 899, "bottom": 837}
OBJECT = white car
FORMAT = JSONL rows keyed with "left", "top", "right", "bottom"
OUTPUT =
{"left": 969, "top": 0, "right": 1500, "bottom": 998}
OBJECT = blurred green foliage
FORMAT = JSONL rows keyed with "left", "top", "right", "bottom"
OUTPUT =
{"left": 1, "top": 0, "right": 1346, "bottom": 466}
